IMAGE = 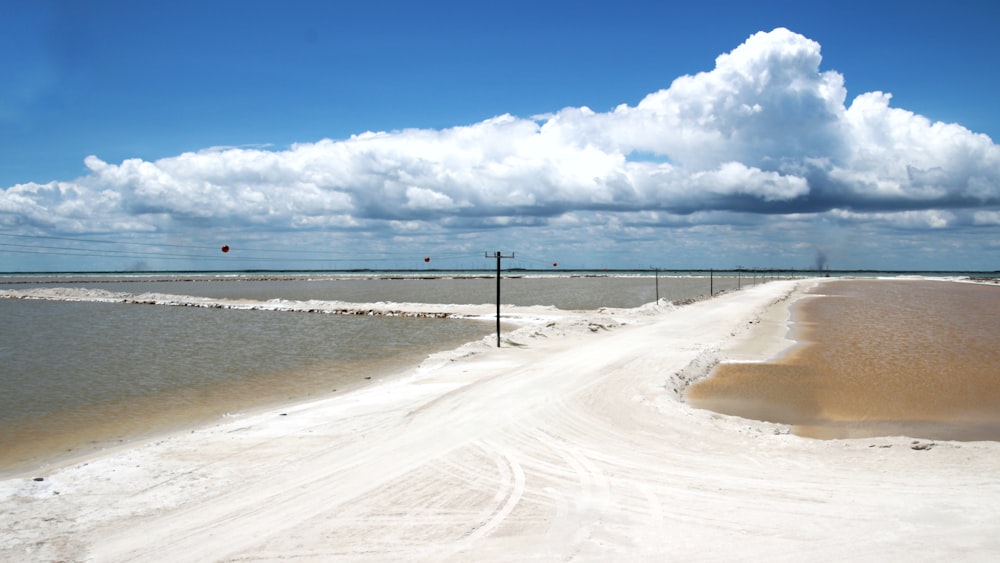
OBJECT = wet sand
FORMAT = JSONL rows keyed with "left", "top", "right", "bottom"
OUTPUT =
{"left": 688, "top": 278, "right": 1000, "bottom": 440}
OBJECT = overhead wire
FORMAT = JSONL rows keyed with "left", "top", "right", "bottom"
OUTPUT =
{"left": 0, "top": 232, "right": 492, "bottom": 266}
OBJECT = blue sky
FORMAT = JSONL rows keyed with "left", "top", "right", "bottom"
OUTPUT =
{"left": 2, "top": 0, "right": 1000, "bottom": 272}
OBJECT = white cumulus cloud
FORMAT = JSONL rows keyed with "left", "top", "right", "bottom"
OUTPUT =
{"left": 2, "top": 27, "right": 999, "bottom": 269}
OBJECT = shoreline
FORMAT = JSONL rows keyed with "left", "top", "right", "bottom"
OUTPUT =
{"left": 0, "top": 294, "right": 557, "bottom": 480}
{"left": 0, "top": 289, "right": 588, "bottom": 480}
{"left": 689, "top": 277, "right": 1000, "bottom": 441}
{"left": 4, "top": 278, "right": 1000, "bottom": 560}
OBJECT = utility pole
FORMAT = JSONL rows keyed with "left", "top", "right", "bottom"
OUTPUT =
{"left": 650, "top": 266, "right": 660, "bottom": 302}
{"left": 485, "top": 251, "right": 515, "bottom": 347}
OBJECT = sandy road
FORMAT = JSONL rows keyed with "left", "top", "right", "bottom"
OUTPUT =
{"left": 3, "top": 279, "right": 999, "bottom": 561}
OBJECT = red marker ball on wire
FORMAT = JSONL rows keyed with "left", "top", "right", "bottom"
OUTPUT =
{"left": 221, "top": 244, "right": 230, "bottom": 253}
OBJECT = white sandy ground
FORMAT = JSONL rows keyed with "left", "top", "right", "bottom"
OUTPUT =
{"left": 2, "top": 278, "right": 1000, "bottom": 562}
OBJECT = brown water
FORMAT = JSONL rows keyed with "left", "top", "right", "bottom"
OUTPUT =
{"left": 687, "top": 279, "right": 1000, "bottom": 441}
{"left": 0, "top": 299, "right": 491, "bottom": 476}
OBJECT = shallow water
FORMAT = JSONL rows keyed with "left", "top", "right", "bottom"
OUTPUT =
{"left": 687, "top": 279, "right": 1000, "bottom": 441}
{"left": 2, "top": 273, "right": 745, "bottom": 309}
{"left": 0, "top": 299, "right": 490, "bottom": 475}
{"left": 1, "top": 273, "right": 761, "bottom": 475}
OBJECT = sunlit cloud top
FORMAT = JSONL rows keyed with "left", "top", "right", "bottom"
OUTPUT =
{"left": 2, "top": 28, "right": 999, "bottom": 271}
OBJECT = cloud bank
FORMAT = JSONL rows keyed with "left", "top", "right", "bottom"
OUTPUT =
{"left": 3, "top": 28, "right": 999, "bottom": 269}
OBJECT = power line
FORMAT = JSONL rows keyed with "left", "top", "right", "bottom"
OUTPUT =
{"left": 0, "top": 233, "right": 478, "bottom": 259}
{"left": 0, "top": 241, "right": 219, "bottom": 260}
{"left": 0, "top": 247, "right": 223, "bottom": 261}
{"left": 0, "top": 233, "right": 495, "bottom": 268}
{"left": 0, "top": 247, "right": 471, "bottom": 264}
{"left": 0, "top": 233, "right": 220, "bottom": 251}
